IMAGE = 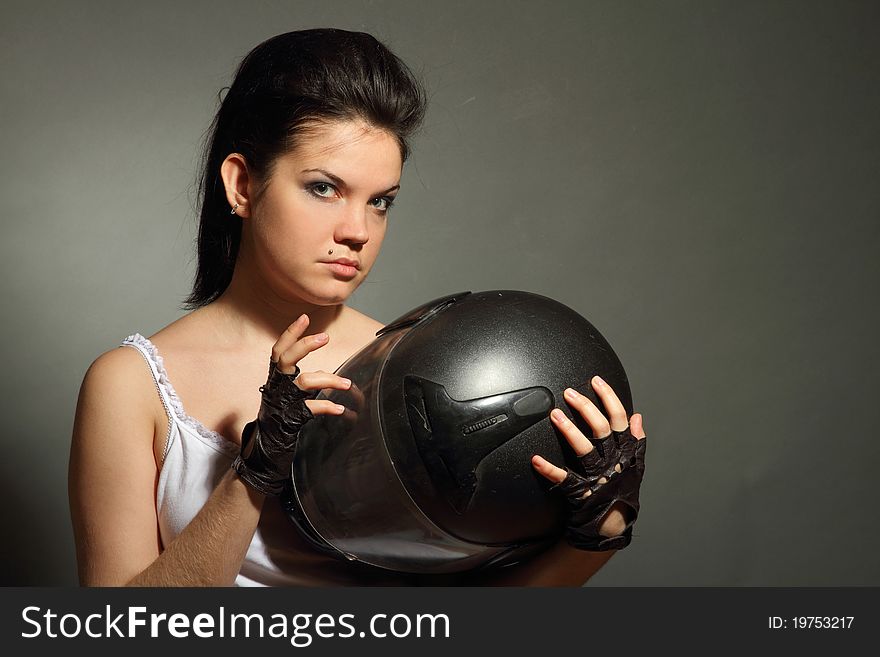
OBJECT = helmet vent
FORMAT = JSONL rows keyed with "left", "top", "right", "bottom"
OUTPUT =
{"left": 463, "top": 414, "right": 508, "bottom": 435}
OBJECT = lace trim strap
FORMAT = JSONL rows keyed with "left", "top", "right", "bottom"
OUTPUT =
{"left": 121, "top": 333, "right": 239, "bottom": 457}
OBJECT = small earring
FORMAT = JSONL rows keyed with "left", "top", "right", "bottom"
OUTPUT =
{"left": 230, "top": 203, "right": 240, "bottom": 215}
{"left": 328, "top": 249, "right": 333, "bottom": 255}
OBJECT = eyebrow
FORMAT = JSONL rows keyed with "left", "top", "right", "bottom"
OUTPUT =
{"left": 301, "top": 168, "right": 400, "bottom": 195}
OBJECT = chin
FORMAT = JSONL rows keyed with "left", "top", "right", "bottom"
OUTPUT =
{"left": 296, "top": 280, "right": 360, "bottom": 306}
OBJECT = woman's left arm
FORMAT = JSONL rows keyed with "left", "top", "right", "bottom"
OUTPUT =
{"left": 460, "top": 377, "right": 648, "bottom": 587}
{"left": 462, "top": 501, "right": 633, "bottom": 586}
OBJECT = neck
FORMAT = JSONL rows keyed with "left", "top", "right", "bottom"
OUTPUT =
{"left": 204, "top": 256, "right": 345, "bottom": 350}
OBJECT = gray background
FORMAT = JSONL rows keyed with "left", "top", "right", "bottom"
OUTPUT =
{"left": 2, "top": 0, "right": 878, "bottom": 586}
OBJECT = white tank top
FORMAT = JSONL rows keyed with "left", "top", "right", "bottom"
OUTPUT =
{"left": 120, "top": 333, "right": 407, "bottom": 587}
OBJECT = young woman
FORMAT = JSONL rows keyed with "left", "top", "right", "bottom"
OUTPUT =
{"left": 68, "top": 28, "right": 646, "bottom": 587}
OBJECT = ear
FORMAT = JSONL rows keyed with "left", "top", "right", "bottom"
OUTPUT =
{"left": 220, "top": 153, "right": 253, "bottom": 219}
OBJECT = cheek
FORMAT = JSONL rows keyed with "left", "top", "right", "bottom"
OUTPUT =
{"left": 250, "top": 224, "right": 313, "bottom": 279}
{"left": 363, "top": 222, "right": 387, "bottom": 262}
{"left": 255, "top": 204, "right": 321, "bottom": 254}
{"left": 370, "top": 218, "right": 388, "bottom": 246}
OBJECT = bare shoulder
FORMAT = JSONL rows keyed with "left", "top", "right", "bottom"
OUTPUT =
{"left": 325, "top": 306, "right": 383, "bottom": 361}
{"left": 79, "top": 345, "right": 157, "bottom": 409}
{"left": 73, "top": 344, "right": 163, "bottom": 450}
{"left": 340, "top": 306, "right": 385, "bottom": 341}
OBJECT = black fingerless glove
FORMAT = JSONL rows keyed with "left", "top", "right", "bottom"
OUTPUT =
{"left": 552, "top": 428, "right": 646, "bottom": 551}
{"left": 232, "top": 360, "right": 316, "bottom": 496}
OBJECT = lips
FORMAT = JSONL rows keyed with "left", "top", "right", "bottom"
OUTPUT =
{"left": 320, "top": 258, "right": 360, "bottom": 279}
{"left": 322, "top": 258, "right": 360, "bottom": 269}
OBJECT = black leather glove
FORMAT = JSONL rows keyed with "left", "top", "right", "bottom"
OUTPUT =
{"left": 232, "top": 360, "right": 316, "bottom": 496}
{"left": 552, "top": 427, "right": 646, "bottom": 551}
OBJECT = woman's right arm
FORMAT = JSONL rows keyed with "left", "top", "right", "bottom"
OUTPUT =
{"left": 69, "top": 315, "right": 346, "bottom": 586}
{"left": 68, "top": 346, "right": 266, "bottom": 586}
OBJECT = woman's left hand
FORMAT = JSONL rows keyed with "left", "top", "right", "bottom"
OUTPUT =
{"left": 532, "top": 375, "right": 647, "bottom": 551}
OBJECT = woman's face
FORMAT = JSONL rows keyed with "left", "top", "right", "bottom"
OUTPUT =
{"left": 244, "top": 119, "right": 403, "bottom": 306}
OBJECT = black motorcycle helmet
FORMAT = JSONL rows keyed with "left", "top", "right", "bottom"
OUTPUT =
{"left": 282, "top": 290, "right": 633, "bottom": 574}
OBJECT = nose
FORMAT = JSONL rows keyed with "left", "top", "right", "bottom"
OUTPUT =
{"left": 334, "top": 203, "right": 370, "bottom": 246}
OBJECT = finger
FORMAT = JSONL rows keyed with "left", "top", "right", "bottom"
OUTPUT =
{"left": 337, "top": 404, "right": 360, "bottom": 425}
{"left": 304, "top": 399, "right": 346, "bottom": 416}
{"left": 563, "top": 388, "right": 612, "bottom": 440}
{"left": 271, "top": 314, "right": 310, "bottom": 361}
{"left": 591, "top": 375, "right": 629, "bottom": 432}
{"left": 276, "top": 331, "right": 330, "bottom": 375}
{"left": 328, "top": 379, "right": 366, "bottom": 412}
{"left": 342, "top": 380, "right": 365, "bottom": 409}
{"left": 530, "top": 454, "right": 567, "bottom": 484}
{"left": 550, "top": 408, "right": 594, "bottom": 457}
{"left": 295, "top": 371, "right": 352, "bottom": 392}
{"left": 630, "top": 413, "right": 647, "bottom": 440}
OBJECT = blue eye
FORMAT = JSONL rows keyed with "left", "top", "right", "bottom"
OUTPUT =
{"left": 370, "top": 196, "right": 396, "bottom": 212}
{"left": 308, "top": 182, "right": 337, "bottom": 198}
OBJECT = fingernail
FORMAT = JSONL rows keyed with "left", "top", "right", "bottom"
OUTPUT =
{"left": 551, "top": 409, "right": 566, "bottom": 422}
{"left": 335, "top": 404, "right": 345, "bottom": 413}
{"left": 314, "top": 333, "right": 328, "bottom": 342}
{"left": 593, "top": 375, "right": 605, "bottom": 387}
{"left": 341, "top": 378, "right": 352, "bottom": 388}
{"left": 564, "top": 388, "right": 579, "bottom": 399}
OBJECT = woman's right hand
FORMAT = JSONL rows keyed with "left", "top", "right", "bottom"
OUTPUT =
{"left": 232, "top": 314, "right": 352, "bottom": 496}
